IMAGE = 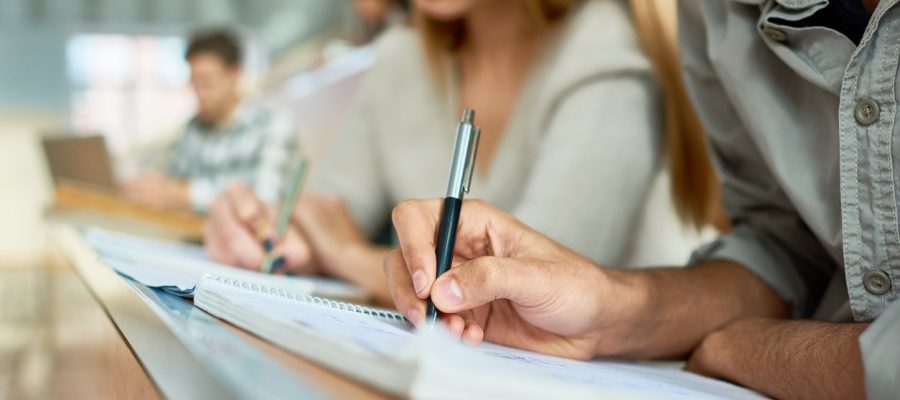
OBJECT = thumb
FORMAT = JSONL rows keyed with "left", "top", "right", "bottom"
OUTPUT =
{"left": 430, "top": 256, "right": 544, "bottom": 313}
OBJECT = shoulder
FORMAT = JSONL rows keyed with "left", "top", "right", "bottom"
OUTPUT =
{"left": 539, "top": 0, "right": 654, "bottom": 96}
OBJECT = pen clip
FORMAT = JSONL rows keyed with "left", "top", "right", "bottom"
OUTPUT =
{"left": 462, "top": 126, "right": 480, "bottom": 193}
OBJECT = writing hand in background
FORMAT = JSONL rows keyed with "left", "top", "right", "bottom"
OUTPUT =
{"left": 204, "top": 182, "right": 314, "bottom": 274}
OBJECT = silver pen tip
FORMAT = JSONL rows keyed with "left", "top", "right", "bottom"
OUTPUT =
{"left": 462, "top": 109, "right": 475, "bottom": 123}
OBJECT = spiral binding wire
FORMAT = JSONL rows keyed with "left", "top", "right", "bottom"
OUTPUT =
{"left": 213, "top": 276, "right": 407, "bottom": 322}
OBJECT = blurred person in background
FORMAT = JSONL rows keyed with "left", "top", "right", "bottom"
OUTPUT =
{"left": 204, "top": 0, "right": 718, "bottom": 304}
{"left": 122, "top": 29, "right": 296, "bottom": 213}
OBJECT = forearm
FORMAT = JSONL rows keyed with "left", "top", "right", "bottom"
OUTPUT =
{"left": 327, "top": 244, "right": 394, "bottom": 307}
{"left": 606, "top": 260, "right": 789, "bottom": 359}
{"left": 689, "top": 318, "right": 867, "bottom": 400}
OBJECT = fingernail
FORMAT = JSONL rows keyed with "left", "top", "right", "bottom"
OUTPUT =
{"left": 262, "top": 239, "right": 273, "bottom": 252}
{"left": 407, "top": 308, "right": 422, "bottom": 326}
{"left": 271, "top": 257, "right": 286, "bottom": 271}
{"left": 412, "top": 271, "right": 428, "bottom": 295}
{"left": 436, "top": 278, "right": 463, "bottom": 305}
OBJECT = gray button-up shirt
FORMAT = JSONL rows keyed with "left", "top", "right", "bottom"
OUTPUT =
{"left": 680, "top": 0, "right": 900, "bottom": 396}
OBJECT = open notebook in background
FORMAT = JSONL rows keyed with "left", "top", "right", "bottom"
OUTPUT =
{"left": 62, "top": 226, "right": 366, "bottom": 301}
{"left": 195, "top": 275, "right": 766, "bottom": 400}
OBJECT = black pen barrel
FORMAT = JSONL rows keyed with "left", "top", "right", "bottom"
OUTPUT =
{"left": 426, "top": 196, "right": 462, "bottom": 324}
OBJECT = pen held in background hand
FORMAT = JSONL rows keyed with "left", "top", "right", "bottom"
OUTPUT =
{"left": 426, "top": 108, "right": 481, "bottom": 325}
{"left": 260, "top": 158, "right": 309, "bottom": 274}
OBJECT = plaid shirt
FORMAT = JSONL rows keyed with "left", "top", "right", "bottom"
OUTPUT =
{"left": 168, "top": 103, "right": 297, "bottom": 212}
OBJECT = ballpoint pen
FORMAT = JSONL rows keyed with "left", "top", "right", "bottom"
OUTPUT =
{"left": 426, "top": 108, "right": 480, "bottom": 325}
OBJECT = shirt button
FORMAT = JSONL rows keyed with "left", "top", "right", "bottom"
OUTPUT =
{"left": 762, "top": 27, "right": 788, "bottom": 43}
{"left": 854, "top": 98, "right": 880, "bottom": 126}
{"left": 863, "top": 271, "right": 891, "bottom": 295}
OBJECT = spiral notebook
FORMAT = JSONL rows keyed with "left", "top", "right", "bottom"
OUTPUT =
{"left": 195, "top": 274, "right": 766, "bottom": 400}
{"left": 73, "top": 226, "right": 366, "bottom": 301}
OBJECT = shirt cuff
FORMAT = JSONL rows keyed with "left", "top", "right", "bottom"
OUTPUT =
{"left": 188, "top": 180, "right": 219, "bottom": 213}
{"left": 860, "top": 300, "right": 900, "bottom": 399}
{"left": 689, "top": 225, "right": 811, "bottom": 317}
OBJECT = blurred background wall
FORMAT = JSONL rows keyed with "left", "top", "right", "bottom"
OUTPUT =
{"left": 0, "top": 0, "right": 359, "bottom": 112}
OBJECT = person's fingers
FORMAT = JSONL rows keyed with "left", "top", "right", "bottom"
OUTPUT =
{"left": 445, "top": 314, "right": 466, "bottom": 339}
{"left": 437, "top": 314, "right": 484, "bottom": 345}
{"left": 391, "top": 199, "right": 442, "bottom": 299}
{"left": 430, "top": 256, "right": 546, "bottom": 314}
{"left": 225, "top": 183, "right": 272, "bottom": 238}
{"left": 384, "top": 249, "right": 425, "bottom": 326}
{"left": 272, "top": 227, "right": 314, "bottom": 274}
{"left": 202, "top": 219, "right": 227, "bottom": 264}
{"left": 461, "top": 319, "right": 485, "bottom": 346}
{"left": 210, "top": 195, "right": 265, "bottom": 269}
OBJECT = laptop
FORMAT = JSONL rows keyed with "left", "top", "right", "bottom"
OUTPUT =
{"left": 42, "top": 135, "right": 118, "bottom": 191}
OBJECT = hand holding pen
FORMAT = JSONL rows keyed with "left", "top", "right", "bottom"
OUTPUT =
{"left": 382, "top": 110, "right": 621, "bottom": 355}
{"left": 260, "top": 159, "right": 310, "bottom": 273}
{"left": 203, "top": 170, "right": 315, "bottom": 274}
{"left": 426, "top": 109, "right": 481, "bottom": 325}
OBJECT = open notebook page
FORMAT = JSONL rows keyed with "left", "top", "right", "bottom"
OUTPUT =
{"left": 196, "top": 275, "right": 766, "bottom": 400}
{"left": 421, "top": 343, "right": 766, "bottom": 399}
{"left": 234, "top": 287, "right": 411, "bottom": 357}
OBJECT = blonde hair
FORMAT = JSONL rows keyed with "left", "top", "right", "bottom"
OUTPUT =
{"left": 629, "top": 0, "right": 717, "bottom": 229}
{"left": 413, "top": 0, "right": 718, "bottom": 229}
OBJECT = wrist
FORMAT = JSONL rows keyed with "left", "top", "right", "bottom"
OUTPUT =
{"left": 319, "top": 239, "right": 369, "bottom": 277}
{"left": 323, "top": 243, "right": 392, "bottom": 303}
{"left": 594, "top": 262, "right": 785, "bottom": 360}
{"left": 589, "top": 267, "right": 655, "bottom": 358}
